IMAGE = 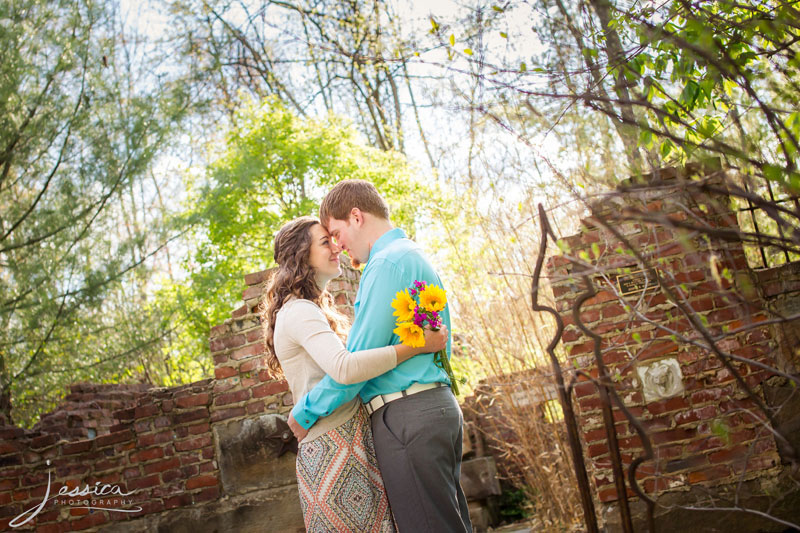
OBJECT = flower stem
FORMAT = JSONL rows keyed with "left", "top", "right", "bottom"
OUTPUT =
{"left": 434, "top": 348, "right": 459, "bottom": 396}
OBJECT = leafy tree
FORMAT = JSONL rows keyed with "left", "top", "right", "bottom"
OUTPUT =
{"left": 163, "top": 97, "right": 427, "bottom": 362}
{"left": 0, "top": 0, "right": 191, "bottom": 425}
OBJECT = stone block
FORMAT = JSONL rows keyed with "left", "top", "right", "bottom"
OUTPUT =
{"left": 214, "top": 414, "right": 297, "bottom": 495}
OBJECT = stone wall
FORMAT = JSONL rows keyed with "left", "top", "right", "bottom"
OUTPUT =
{"left": 546, "top": 165, "right": 790, "bottom": 527}
{"left": 0, "top": 264, "right": 361, "bottom": 532}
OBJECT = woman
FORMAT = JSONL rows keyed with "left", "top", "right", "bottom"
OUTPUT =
{"left": 260, "top": 216, "right": 447, "bottom": 533}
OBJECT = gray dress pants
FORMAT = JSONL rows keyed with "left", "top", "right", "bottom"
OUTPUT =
{"left": 370, "top": 385, "right": 473, "bottom": 533}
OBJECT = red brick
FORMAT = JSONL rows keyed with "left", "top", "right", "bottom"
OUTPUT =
{"left": 246, "top": 401, "right": 265, "bottom": 414}
{"left": 647, "top": 396, "right": 688, "bottom": 415}
{"left": 176, "top": 393, "right": 210, "bottom": 409}
{"left": 164, "top": 492, "right": 193, "bottom": 509}
{"left": 579, "top": 396, "right": 604, "bottom": 412}
{"left": 161, "top": 469, "right": 182, "bottom": 484}
{"left": 114, "top": 407, "right": 136, "bottom": 421}
{"left": 127, "top": 474, "right": 160, "bottom": 490}
{"left": 134, "top": 404, "right": 159, "bottom": 419}
{"left": 230, "top": 343, "right": 264, "bottom": 361}
{"left": 210, "top": 407, "right": 246, "bottom": 423}
{"left": 188, "top": 422, "right": 210, "bottom": 435}
{"left": 638, "top": 340, "right": 678, "bottom": 361}
{"left": 30, "top": 434, "right": 58, "bottom": 449}
{"left": 240, "top": 357, "right": 267, "bottom": 373}
{"left": 0, "top": 442, "right": 20, "bottom": 455}
{"left": 186, "top": 474, "right": 218, "bottom": 490}
{"left": 214, "top": 389, "right": 249, "bottom": 406}
{"left": 130, "top": 447, "right": 164, "bottom": 463}
{"left": 173, "top": 408, "right": 208, "bottom": 424}
{"left": 588, "top": 443, "right": 608, "bottom": 458}
{"left": 568, "top": 340, "right": 597, "bottom": 356}
{"left": 650, "top": 427, "right": 695, "bottom": 445}
{"left": 144, "top": 457, "right": 181, "bottom": 475}
{"left": 194, "top": 485, "right": 221, "bottom": 503}
{"left": 573, "top": 382, "right": 596, "bottom": 398}
{"left": 252, "top": 380, "right": 289, "bottom": 398}
{"left": 674, "top": 405, "right": 717, "bottom": 426}
{"left": 70, "top": 512, "right": 108, "bottom": 529}
{"left": 60, "top": 440, "right": 93, "bottom": 456}
{"left": 245, "top": 327, "right": 263, "bottom": 343}
{"left": 137, "top": 430, "right": 175, "bottom": 447}
{"left": 585, "top": 291, "right": 618, "bottom": 306}
{"left": 231, "top": 304, "right": 248, "bottom": 318}
{"left": 175, "top": 435, "right": 212, "bottom": 452}
{"left": 214, "top": 366, "right": 238, "bottom": 379}
{"left": 580, "top": 309, "right": 601, "bottom": 323}
{"left": 603, "top": 302, "right": 632, "bottom": 319}
{"left": 209, "top": 333, "right": 247, "bottom": 353}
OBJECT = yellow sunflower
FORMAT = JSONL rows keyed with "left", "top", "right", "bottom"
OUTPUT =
{"left": 393, "top": 322, "right": 425, "bottom": 348}
{"left": 391, "top": 289, "right": 417, "bottom": 322}
{"left": 418, "top": 284, "right": 447, "bottom": 312}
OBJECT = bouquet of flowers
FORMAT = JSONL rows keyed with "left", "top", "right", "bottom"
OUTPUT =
{"left": 390, "top": 280, "right": 460, "bottom": 395}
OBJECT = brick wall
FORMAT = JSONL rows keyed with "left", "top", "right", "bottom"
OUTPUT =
{"left": 0, "top": 262, "right": 361, "bottom": 531}
{"left": 547, "top": 166, "right": 782, "bottom": 507}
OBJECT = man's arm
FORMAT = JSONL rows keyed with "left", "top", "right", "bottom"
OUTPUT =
{"left": 289, "top": 259, "right": 408, "bottom": 434}
{"left": 289, "top": 375, "right": 364, "bottom": 434}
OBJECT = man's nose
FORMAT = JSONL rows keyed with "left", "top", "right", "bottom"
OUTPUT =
{"left": 330, "top": 240, "right": 342, "bottom": 254}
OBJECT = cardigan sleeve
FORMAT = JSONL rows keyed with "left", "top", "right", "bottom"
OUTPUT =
{"left": 283, "top": 300, "right": 397, "bottom": 385}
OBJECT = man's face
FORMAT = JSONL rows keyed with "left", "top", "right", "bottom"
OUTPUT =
{"left": 325, "top": 211, "right": 368, "bottom": 266}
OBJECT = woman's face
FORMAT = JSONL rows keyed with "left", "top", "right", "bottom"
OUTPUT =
{"left": 308, "top": 223, "right": 342, "bottom": 285}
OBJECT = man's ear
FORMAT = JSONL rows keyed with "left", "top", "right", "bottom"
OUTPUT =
{"left": 350, "top": 207, "right": 364, "bottom": 226}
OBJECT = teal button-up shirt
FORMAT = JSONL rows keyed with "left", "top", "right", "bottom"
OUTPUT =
{"left": 290, "top": 227, "right": 451, "bottom": 430}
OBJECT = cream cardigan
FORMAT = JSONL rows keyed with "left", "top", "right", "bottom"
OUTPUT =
{"left": 273, "top": 298, "right": 396, "bottom": 443}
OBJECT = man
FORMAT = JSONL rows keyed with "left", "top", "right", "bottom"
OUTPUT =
{"left": 288, "top": 179, "right": 472, "bottom": 533}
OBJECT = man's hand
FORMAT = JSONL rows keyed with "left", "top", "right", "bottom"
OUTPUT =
{"left": 288, "top": 412, "right": 309, "bottom": 442}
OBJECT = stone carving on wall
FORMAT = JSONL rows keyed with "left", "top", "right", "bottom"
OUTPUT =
{"left": 636, "top": 358, "right": 684, "bottom": 402}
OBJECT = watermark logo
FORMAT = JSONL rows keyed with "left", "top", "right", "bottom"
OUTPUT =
{"left": 9, "top": 460, "right": 141, "bottom": 528}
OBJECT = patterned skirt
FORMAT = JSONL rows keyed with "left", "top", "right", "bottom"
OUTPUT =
{"left": 296, "top": 405, "right": 397, "bottom": 533}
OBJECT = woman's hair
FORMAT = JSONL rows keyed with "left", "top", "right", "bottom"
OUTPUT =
{"left": 260, "top": 216, "right": 350, "bottom": 377}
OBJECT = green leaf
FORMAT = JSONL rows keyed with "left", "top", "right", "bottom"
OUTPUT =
{"left": 520, "top": 62, "right": 527, "bottom": 72}
{"left": 500, "top": 31, "right": 507, "bottom": 39}
{"left": 492, "top": 5, "right": 504, "bottom": 12}
{"left": 463, "top": 48, "right": 473, "bottom": 56}
{"left": 763, "top": 164, "right": 783, "bottom": 183}
{"left": 711, "top": 419, "right": 731, "bottom": 445}
{"left": 449, "top": 34, "right": 455, "bottom": 46}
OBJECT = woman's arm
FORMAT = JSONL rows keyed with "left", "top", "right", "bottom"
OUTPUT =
{"left": 287, "top": 300, "right": 446, "bottom": 385}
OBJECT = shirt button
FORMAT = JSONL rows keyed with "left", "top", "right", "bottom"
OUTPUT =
{"left": 305, "top": 420, "right": 309, "bottom": 424}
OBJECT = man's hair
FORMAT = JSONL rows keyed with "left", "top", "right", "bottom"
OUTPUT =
{"left": 319, "top": 179, "right": 390, "bottom": 225}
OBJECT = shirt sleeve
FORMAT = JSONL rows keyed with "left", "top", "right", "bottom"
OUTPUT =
{"left": 291, "top": 259, "right": 410, "bottom": 430}
{"left": 290, "top": 373, "right": 364, "bottom": 429}
{"left": 286, "top": 300, "right": 397, "bottom": 385}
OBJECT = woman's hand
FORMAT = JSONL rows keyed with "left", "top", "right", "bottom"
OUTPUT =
{"left": 420, "top": 324, "right": 448, "bottom": 354}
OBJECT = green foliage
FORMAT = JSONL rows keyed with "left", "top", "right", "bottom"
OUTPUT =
{"left": 0, "top": 0, "right": 191, "bottom": 426}
{"left": 163, "top": 98, "right": 427, "bottom": 362}
{"left": 498, "top": 485, "right": 532, "bottom": 522}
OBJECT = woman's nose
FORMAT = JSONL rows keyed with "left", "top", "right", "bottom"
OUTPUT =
{"left": 330, "top": 240, "right": 342, "bottom": 253}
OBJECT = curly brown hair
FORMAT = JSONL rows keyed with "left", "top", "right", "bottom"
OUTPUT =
{"left": 260, "top": 216, "right": 350, "bottom": 378}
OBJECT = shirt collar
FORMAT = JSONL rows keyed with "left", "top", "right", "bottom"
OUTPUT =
{"left": 367, "top": 227, "right": 406, "bottom": 264}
